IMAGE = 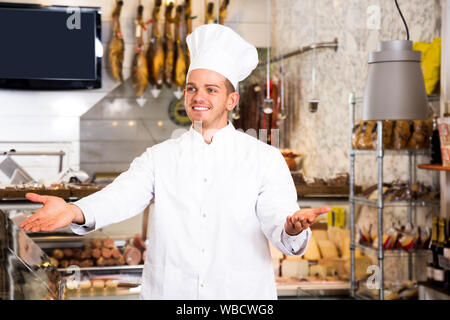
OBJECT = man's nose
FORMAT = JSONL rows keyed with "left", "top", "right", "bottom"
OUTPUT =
{"left": 192, "top": 88, "right": 208, "bottom": 103}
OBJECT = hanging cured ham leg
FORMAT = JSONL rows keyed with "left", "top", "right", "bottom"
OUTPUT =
{"left": 205, "top": 2, "right": 215, "bottom": 24}
{"left": 146, "top": 0, "right": 164, "bottom": 89}
{"left": 219, "top": 0, "right": 229, "bottom": 25}
{"left": 131, "top": 3, "right": 149, "bottom": 97}
{"left": 163, "top": 2, "right": 175, "bottom": 88}
{"left": 184, "top": 0, "right": 192, "bottom": 35}
{"left": 173, "top": 5, "right": 187, "bottom": 89}
{"left": 109, "top": 0, "right": 124, "bottom": 82}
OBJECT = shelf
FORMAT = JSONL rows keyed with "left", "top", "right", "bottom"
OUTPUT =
{"left": 350, "top": 94, "right": 440, "bottom": 104}
{"left": 418, "top": 281, "right": 450, "bottom": 298}
{"left": 351, "top": 149, "right": 430, "bottom": 156}
{"left": 276, "top": 279, "right": 351, "bottom": 297}
{"left": 0, "top": 185, "right": 103, "bottom": 200}
{"left": 296, "top": 185, "right": 362, "bottom": 197}
{"left": 354, "top": 243, "right": 429, "bottom": 257}
{"left": 348, "top": 91, "right": 438, "bottom": 300}
{"left": 355, "top": 280, "right": 419, "bottom": 300}
{"left": 352, "top": 196, "right": 440, "bottom": 207}
{"left": 418, "top": 163, "right": 450, "bottom": 171}
{"left": 57, "top": 264, "right": 144, "bottom": 273}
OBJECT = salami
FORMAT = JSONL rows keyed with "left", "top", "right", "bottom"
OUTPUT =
{"left": 123, "top": 247, "right": 142, "bottom": 266}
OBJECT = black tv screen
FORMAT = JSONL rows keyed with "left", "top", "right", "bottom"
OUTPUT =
{"left": 0, "top": 3, "right": 101, "bottom": 89}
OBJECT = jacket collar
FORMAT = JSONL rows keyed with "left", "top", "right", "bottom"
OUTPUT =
{"left": 189, "top": 121, "right": 235, "bottom": 145}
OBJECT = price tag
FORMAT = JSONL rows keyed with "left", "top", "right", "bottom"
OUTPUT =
{"left": 444, "top": 247, "right": 450, "bottom": 259}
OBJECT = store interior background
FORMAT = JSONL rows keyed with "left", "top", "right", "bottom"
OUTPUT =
{"left": 0, "top": 0, "right": 446, "bottom": 237}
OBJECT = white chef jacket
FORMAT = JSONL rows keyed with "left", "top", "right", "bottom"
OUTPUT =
{"left": 71, "top": 121, "right": 311, "bottom": 299}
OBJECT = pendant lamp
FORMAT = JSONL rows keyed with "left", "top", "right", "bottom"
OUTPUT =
{"left": 362, "top": 0, "right": 428, "bottom": 120}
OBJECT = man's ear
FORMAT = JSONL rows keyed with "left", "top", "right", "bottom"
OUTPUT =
{"left": 226, "top": 92, "right": 240, "bottom": 111}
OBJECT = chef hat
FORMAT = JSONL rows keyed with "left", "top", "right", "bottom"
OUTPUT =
{"left": 186, "top": 24, "right": 259, "bottom": 91}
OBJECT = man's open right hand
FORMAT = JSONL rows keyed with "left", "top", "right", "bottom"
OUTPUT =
{"left": 19, "top": 193, "right": 85, "bottom": 233}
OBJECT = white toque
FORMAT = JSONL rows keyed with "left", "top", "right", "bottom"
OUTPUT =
{"left": 186, "top": 24, "right": 259, "bottom": 90}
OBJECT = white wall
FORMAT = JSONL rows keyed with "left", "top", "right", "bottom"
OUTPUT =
{"left": 0, "top": 0, "right": 269, "bottom": 184}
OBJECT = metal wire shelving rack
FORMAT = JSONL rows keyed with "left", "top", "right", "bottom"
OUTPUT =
{"left": 348, "top": 92, "right": 440, "bottom": 300}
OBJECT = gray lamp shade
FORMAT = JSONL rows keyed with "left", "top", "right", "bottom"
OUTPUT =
{"left": 362, "top": 40, "right": 428, "bottom": 120}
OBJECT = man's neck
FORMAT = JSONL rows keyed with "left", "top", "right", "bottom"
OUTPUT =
{"left": 192, "top": 120, "right": 229, "bottom": 144}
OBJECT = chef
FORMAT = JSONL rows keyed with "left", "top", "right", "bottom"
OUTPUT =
{"left": 20, "top": 24, "right": 330, "bottom": 299}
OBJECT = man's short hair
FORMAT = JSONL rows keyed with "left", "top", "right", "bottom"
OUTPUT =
{"left": 225, "top": 78, "right": 235, "bottom": 95}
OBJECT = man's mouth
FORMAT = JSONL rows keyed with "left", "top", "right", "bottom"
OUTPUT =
{"left": 192, "top": 105, "right": 211, "bottom": 112}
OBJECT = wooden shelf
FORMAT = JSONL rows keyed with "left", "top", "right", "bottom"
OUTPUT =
{"left": 418, "top": 163, "right": 450, "bottom": 171}
{"left": 296, "top": 185, "right": 362, "bottom": 197}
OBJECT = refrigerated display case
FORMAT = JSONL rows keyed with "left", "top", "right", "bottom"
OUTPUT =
{"left": 0, "top": 210, "right": 61, "bottom": 299}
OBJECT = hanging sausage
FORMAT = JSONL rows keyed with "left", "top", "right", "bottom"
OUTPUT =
{"left": 270, "top": 76, "right": 281, "bottom": 132}
{"left": 146, "top": 0, "right": 165, "bottom": 89}
{"left": 131, "top": 2, "right": 149, "bottom": 97}
{"left": 163, "top": 1, "right": 175, "bottom": 88}
{"left": 108, "top": 0, "right": 124, "bottom": 82}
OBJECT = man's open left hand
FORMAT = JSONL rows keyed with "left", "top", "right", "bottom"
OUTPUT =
{"left": 284, "top": 206, "right": 331, "bottom": 236}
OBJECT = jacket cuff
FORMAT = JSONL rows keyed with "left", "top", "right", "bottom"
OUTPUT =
{"left": 69, "top": 200, "right": 95, "bottom": 235}
{"left": 281, "top": 227, "right": 311, "bottom": 255}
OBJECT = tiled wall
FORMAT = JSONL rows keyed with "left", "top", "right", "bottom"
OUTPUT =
{"left": 271, "top": 0, "right": 442, "bottom": 189}
{"left": 0, "top": 0, "right": 269, "bottom": 182}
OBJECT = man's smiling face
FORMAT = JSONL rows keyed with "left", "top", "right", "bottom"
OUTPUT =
{"left": 184, "top": 69, "right": 238, "bottom": 132}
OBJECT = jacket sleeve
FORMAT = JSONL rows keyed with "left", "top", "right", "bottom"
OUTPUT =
{"left": 255, "top": 147, "right": 311, "bottom": 256}
{"left": 70, "top": 147, "right": 155, "bottom": 235}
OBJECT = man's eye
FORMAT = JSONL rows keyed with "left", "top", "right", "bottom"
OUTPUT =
{"left": 187, "top": 87, "right": 195, "bottom": 92}
{"left": 207, "top": 88, "right": 216, "bottom": 93}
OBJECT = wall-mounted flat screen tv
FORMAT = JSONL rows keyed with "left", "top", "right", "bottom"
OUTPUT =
{"left": 0, "top": 2, "right": 102, "bottom": 89}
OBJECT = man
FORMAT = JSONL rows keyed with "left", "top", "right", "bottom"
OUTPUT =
{"left": 20, "top": 24, "right": 330, "bottom": 299}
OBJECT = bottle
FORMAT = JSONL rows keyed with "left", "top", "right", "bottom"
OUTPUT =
{"left": 433, "top": 218, "right": 446, "bottom": 287}
{"left": 430, "top": 116, "right": 442, "bottom": 164}
{"left": 444, "top": 219, "right": 450, "bottom": 292}
{"left": 427, "top": 216, "right": 438, "bottom": 284}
